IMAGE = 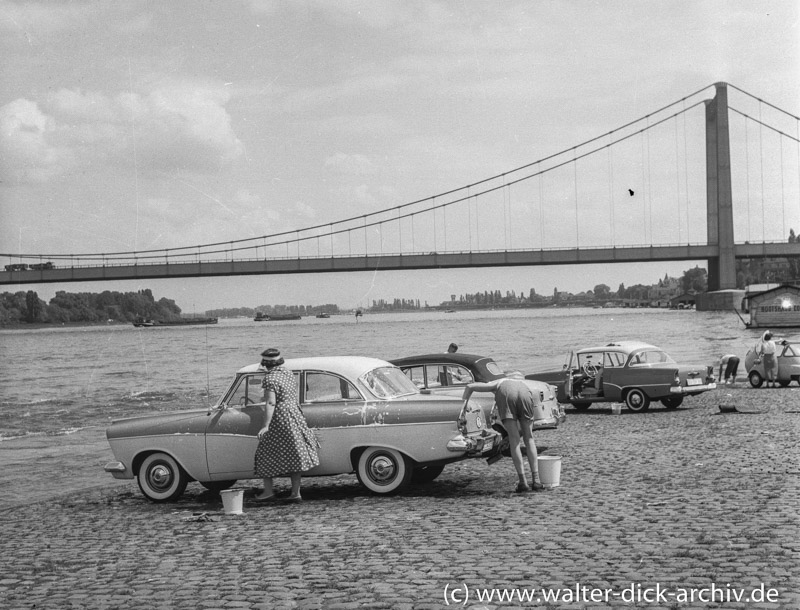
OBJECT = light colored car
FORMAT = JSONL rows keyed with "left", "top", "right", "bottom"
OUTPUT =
{"left": 744, "top": 339, "right": 800, "bottom": 387}
{"left": 526, "top": 341, "right": 716, "bottom": 412}
{"left": 105, "top": 356, "right": 500, "bottom": 501}
{"left": 389, "top": 352, "right": 565, "bottom": 436}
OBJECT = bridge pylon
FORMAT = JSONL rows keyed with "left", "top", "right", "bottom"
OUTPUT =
{"left": 705, "top": 82, "right": 736, "bottom": 291}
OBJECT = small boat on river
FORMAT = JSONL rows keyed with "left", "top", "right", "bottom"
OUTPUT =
{"left": 133, "top": 317, "right": 217, "bottom": 327}
{"left": 254, "top": 312, "right": 302, "bottom": 321}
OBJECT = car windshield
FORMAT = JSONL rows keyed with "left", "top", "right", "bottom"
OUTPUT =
{"left": 629, "top": 350, "right": 675, "bottom": 366}
{"left": 361, "top": 366, "right": 419, "bottom": 399}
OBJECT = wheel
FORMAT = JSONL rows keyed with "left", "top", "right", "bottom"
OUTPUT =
{"left": 137, "top": 453, "right": 188, "bottom": 502}
{"left": 748, "top": 370, "right": 763, "bottom": 388}
{"left": 572, "top": 401, "right": 592, "bottom": 411}
{"left": 411, "top": 463, "right": 446, "bottom": 484}
{"left": 661, "top": 396, "right": 684, "bottom": 409}
{"left": 200, "top": 480, "right": 237, "bottom": 493}
{"left": 624, "top": 388, "right": 650, "bottom": 412}
{"left": 356, "top": 447, "right": 412, "bottom": 494}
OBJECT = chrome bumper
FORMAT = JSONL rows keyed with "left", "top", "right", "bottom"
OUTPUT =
{"left": 447, "top": 430, "right": 500, "bottom": 455}
{"left": 670, "top": 382, "right": 716, "bottom": 394}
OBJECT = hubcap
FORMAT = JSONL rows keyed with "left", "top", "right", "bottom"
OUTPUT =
{"left": 368, "top": 455, "right": 397, "bottom": 484}
{"left": 149, "top": 464, "right": 173, "bottom": 490}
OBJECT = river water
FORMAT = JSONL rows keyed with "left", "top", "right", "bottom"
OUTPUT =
{"left": 0, "top": 307, "right": 773, "bottom": 439}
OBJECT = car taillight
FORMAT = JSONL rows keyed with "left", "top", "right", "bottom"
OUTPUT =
{"left": 673, "top": 371, "right": 681, "bottom": 385}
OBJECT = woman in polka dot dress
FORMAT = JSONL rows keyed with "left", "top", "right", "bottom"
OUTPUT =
{"left": 254, "top": 348, "right": 319, "bottom": 502}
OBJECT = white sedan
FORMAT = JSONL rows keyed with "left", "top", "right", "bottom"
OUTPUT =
{"left": 105, "top": 356, "right": 499, "bottom": 501}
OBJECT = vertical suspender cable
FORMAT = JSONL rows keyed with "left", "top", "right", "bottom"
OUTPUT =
{"left": 574, "top": 149, "right": 579, "bottom": 246}
{"left": 759, "top": 102, "right": 765, "bottom": 240}
{"left": 468, "top": 188, "right": 473, "bottom": 251}
{"left": 674, "top": 116, "right": 682, "bottom": 243}
{"left": 682, "top": 105, "right": 689, "bottom": 243}
{"left": 538, "top": 171, "right": 544, "bottom": 248}
{"left": 502, "top": 177, "right": 509, "bottom": 249}
{"left": 608, "top": 137, "right": 615, "bottom": 246}
{"left": 745, "top": 116, "right": 751, "bottom": 241}
{"left": 780, "top": 135, "right": 786, "bottom": 238}
{"left": 647, "top": 115, "right": 654, "bottom": 245}
{"left": 398, "top": 209, "right": 403, "bottom": 254}
{"left": 641, "top": 130, "right": 647, "bottom": 243}
{"left": 432, "top": 196, "right": 437, "bottom": 252}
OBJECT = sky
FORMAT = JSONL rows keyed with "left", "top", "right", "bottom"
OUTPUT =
{"left": 1, "top": 0, "right": 799, "bottom": 311}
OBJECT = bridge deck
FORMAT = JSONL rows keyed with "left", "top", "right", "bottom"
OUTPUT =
{"left": 2, "top": 243, "right": 798, "bottom": 285}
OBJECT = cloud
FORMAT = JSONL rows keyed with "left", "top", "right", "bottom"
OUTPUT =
{"left": 324, "top": 152, "right": 378, "bottom": 177}
{"left": 0, "top": 84, "right": 244, "bottom": 184}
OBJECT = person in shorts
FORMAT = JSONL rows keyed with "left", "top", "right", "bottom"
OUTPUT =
{"left": 718, "top": 354, "right": 740, "bottom": 385}
{"left": 462, "top": 378, "right": 543, "bottom": 493}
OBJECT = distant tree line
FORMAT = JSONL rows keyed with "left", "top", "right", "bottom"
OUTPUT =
{"left": 0, "top": 289, "right": 181, "bottom": 325}
{"left": 205, "top": 304, "right": 341, "bottom": 318}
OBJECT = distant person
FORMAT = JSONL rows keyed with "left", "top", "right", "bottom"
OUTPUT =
{"left": 447, "top": 342, "right": 458, "bottom": 353}
{"left": 757, "top": 331, "right": 778, "bottom": 388}
{"left": 462, "top": 378, "right": 543, "bottom": 493}
{"left": 718, "top": 354, "right": 740, "bottom": 386}
{"left": 254, "top": 348, "right": 319, "bottom": 503}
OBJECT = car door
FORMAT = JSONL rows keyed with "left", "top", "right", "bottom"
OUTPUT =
{"left": 298, "top": 370, "right": 369, "bottom": 475}
{"left": 205, "top": 372, "right": 265, "bottom": 478}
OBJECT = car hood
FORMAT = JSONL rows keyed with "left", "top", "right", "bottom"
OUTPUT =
{"left": 107, "top": 409, "right": 211, "bottom": 439}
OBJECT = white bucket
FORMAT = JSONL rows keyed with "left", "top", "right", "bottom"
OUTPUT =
{"left": 610, "top": 404, "right": 622, "bottom": 415}
{"left": 220, "top": 488, "right": 244, "bottom": 515}
{"left": 538, "top": 456, "right": 562, "bottom": 488}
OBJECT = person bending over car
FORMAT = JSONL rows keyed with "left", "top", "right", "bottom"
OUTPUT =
{"left": 462, "top": 378, "right": 544, "bottom": 493}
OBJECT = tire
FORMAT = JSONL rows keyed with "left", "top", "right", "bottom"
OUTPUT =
{"left": 137, "top": 453, "right": 188, "bottom": 502}
{"left": 411, "top": 463, "right": 446, "bottom": 484}
{"left": 200, "top": 480, "right": 237, "bottom": 493}
{"left": 356, "top": 447, "right": 412, "bottom": 494}
{"left": 748, "top": 371, "right": 763, "bottom": 388}
{"left": 572, "top": 401, "right": 592, "bottom": 411}
{"left": 624, "top": 388, "right": 650, "bottom": 412}
{"left": 661, "top": 396, "right": 684, "bottom": 409}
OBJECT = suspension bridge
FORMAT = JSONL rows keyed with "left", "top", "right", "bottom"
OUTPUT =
{"left": 2, "top": 82, "right": 799, "bottom": 291}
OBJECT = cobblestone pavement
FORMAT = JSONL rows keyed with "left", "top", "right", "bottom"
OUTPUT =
{"left": 1, "top": 387, "right": 798, "bottom": 609}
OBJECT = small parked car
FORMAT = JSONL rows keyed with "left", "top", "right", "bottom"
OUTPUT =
{"left": 389, "top": 352, "right": 565, "bottom": 436}
{"left": 743, "top": 338, "right": 800, "bottom": 387}
{"left": 105, "top": 356, "right": 500, "bottom": 501}
{"left": 525, "top": 341, "right": 716, "bottom": 412}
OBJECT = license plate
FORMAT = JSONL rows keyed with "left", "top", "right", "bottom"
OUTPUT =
{"left": 687, "top": 378, "right": 702, "bottom": 386}
{"left": 482, "top": 436, "right": 494, "bottom": 451}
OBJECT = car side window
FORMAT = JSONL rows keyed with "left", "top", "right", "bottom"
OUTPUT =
{"left": 305, "top": 372, "right": 361, "bottom": 402}
{"left": 425, "top": 364, "right": 443, "bottom": 387}
{"left": 604, "top": 352, "right": 624, "bottom": 368}
{"left": 782, "top": 345, "right": 796, "bottom": 357}
{"left": 402, "top": 366, "right": 426, "bottom": 388}
{"left": 445, "top": 365, "right": 473, "bottom": 385}
{"left": 226, "top": 374, "right": 265, "bottom": 407}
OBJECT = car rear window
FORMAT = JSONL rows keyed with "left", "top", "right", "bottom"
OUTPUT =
{"left": 485, "top": 362, "right": 504, "bottom": 376}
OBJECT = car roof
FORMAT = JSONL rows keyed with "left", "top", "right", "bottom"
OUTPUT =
{"left": 577, "top": 341, "right": 659, "bottom": 354}
{"left": 389, "top": 352, "right": 496, "bottom": 368}
{"left": 237, "top": 356, "right": 395, "bottom": 378}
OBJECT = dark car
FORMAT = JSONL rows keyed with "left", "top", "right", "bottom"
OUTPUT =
{"left": 526, "top": 341, "right": 716, "bottom": 412}
{"left": 389, "top": 352, "right": 565, "bottom": 436}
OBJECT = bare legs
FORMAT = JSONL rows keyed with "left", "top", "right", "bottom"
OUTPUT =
{"left": 257, "top": 473, "right": 303, "bottom": 500}
{"left": 502, "top": 418, "right": 540, "bottom": 491}
{"left": 255, "top": 477, "right": 275, "bottom": 500}
{"left": 288, "top": 472, "right": 302, "bottom": 500}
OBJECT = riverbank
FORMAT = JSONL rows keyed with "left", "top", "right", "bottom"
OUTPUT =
{"left": 1, "top": 386, "right": 798, "bottom": 608}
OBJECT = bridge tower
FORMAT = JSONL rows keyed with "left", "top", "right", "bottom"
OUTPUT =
{"left": 705, "top": 82, "right": 736, "bottom": 291}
